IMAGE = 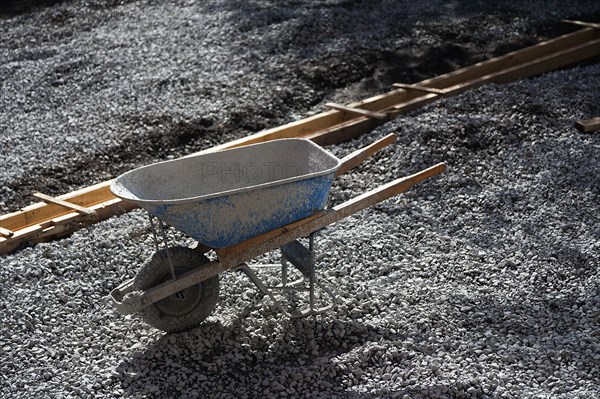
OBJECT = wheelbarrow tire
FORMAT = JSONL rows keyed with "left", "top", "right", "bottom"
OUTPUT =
{"left": 133, "top": 246, "right": 220, "bottom": 333}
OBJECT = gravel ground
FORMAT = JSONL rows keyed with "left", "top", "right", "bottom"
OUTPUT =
{"left": 1, "top": 1, "right": 600, "bottom": 399}
{"left": 1, "top": 0, "right": 597, "bottom": 211}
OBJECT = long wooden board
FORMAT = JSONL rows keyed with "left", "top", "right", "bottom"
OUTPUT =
{"left": 2, "top": 27, "right": 599, "bottom": 256}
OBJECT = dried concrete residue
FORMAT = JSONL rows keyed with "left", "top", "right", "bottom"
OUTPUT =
{"left": 147, "top": 174, "right": 334, "bottom": 248}
{"left": 110, "top": 139, "right": 339, "bottom": 203}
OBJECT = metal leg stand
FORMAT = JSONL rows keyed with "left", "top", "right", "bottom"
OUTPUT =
{"left": 157, "top": 219, "right": 176, "bottom": 281}
{"left": 148, "top": 213, "right": 160, "bottom": 253}
{"left": 235, "top": 264, "right": 294, "bottom": 317}
{"left": 147, "top": 213, "right": 183, "bottom": 299}
{"left": 237, "top": 231, "right": 337, "bottom": 318}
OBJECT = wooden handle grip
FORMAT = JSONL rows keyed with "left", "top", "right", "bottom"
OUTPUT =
{"left": 336, "top": 133, "right": 397, "bottom": 177}
{"left": 333, "top": 162, "right": 446, "bottom": 215}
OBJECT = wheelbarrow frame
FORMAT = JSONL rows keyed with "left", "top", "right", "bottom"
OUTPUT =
{"left": 110, "top": 144, "right": 446, "bottom": 316}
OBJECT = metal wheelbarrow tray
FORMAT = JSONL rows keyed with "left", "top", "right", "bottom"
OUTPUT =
{"left": 111, "top": 139, "right": 341, "bottom": 248}
{"left": 109, "top": 134, "right": 446, "bottom": 333}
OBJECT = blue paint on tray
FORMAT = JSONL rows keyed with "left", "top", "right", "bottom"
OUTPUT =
{"left": 141, "top": 173, "right": 336, "bottom": 248}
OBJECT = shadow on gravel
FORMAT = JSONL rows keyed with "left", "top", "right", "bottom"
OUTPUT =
{"left": 445, "top": 284, "right": 600, "bottom": 376}
{"left": 115, "top": 316, "right": 407, "bottom": 397}
{"left": 0, "top": 0, "right": 65, "bottom": 15}
{"left": 217, "top": 0, "right": 538, "bottom": 90}
{"left": 0, "top": 0, "right": 141, "bottom": 15}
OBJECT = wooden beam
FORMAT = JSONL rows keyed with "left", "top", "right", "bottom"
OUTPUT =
{"left": 308, "top": 94, "right": 440, "bottom": 142}
{"left": 388, "top": 37, "right": 600, "bottom": 115}
{"left": 142, "top": 28, "right": 600, "bottom": 154}
{"left": 0, "top": 227, "right": 14, "bottom": 237}
{"left": 325, "top": 102, "right": 389, "bottom": 120}
{"left": 33, "top": 193, "right": 95, "bottom": 215}
{"left": 0, "top": 180, "right": 113, "bottom": 232}
{"left": 393, "top": 83, "right": 447, "bottom": 95}
{"left": 470, "top": 38, "right": 600, "bottom": 86}
{"left": 0, "top": 198, "right": 136, "bottom": 255}
{"left": 575, "top": 117, "right": 600, "bottom": 132}
{"left": 417, "top": 28, "right": 599, "bottom": 90}
{"left": 563, "top": 20, "right": 600, "bottom": 30}
{"left": 336, "top": 133, "right": 397, "bottom": 177}
{"left": 306, "top": 116, "right": 385, "bottom": 146}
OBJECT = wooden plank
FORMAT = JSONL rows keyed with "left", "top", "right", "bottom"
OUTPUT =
{"left": 308, "top": 94, "right": 440, "bottom": 141}
{"left": 563, "top": 20, "right": 600, "bottom": 30}
{"left": 336, "top": 133, "right": 397, "bottom": 177}
{"left": 473, "top": 38, "right": 600, "bottom": 85}
{"left": 9, "top": 221, "right": 53, "bottom": 241}
{"left": 0, "top": 198, "right": 136, "bottom": 254}
{"left": 0, "top": 227, "right": 14, "bottom": 237}
{"left": 0, "top": 180, "right": 114, "bottom": 231}
{"left": 325, "top": 102, "right": 389, "bottom": 120}
{"left": 208, "top": 17, "right": 585, "bottom": 151}
{"left": 393, "top": 83, "right": 447, "bottom": 95}
{"left": 388, "top": 38, "right": 600, "bottom": 115}
{"left": 208, "top": 109, "right": 351, "bottom": 151}
{"left": 33, "top": 193, "right": 95, "bottom": 215}
{"left": 418, "top": 28, "right": 599, "bottom": 90}
{"left": 306, "top": 116, "right": 385, "bottom": 146}
{"left": 575, "top": 117, "right": 600, "bottom": 133}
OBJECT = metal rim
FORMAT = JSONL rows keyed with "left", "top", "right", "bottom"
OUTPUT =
{"left": 153, "top": 270, "right": 204, "bottom": 317}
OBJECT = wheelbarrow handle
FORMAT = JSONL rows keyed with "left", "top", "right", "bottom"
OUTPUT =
{"left": 336, "top": 133, "right": 397, "bottom": 177}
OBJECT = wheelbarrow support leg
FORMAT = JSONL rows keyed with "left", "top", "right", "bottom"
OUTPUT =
{"left": 284, "top": 232, "right": 335, "bottom": 317}
{"left": 148, "top": 213, "right": 160, "bottom": 253}
{"left": 148, "top": 213, "right": 182, "bottom": 298}
{"left": 237, "top": 232, "right": 336, "bottom": 318}
{"left": 309, "top": 233, "right": 316, "bottom": 313}
{"left": 156, "top": 219, "right": 177, "bottom": 282}
{"left": 235, "top": 263, "right": 294, "bottom": 318}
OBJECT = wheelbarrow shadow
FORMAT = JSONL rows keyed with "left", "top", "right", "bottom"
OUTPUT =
{"left": 114, "top": 314, "right": 410, "bottom": 398}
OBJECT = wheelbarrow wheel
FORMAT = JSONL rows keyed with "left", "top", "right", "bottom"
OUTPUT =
{"left": 133, "top": 246, "right": 219, "bottom": 333}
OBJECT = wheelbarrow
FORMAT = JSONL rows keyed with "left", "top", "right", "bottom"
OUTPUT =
{"left": 109, "top": 134, "right": 446, "bottom": 332}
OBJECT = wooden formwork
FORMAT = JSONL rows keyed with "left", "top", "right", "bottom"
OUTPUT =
{"left": 2, "top": 26, "right": 599, "bottom": 255}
